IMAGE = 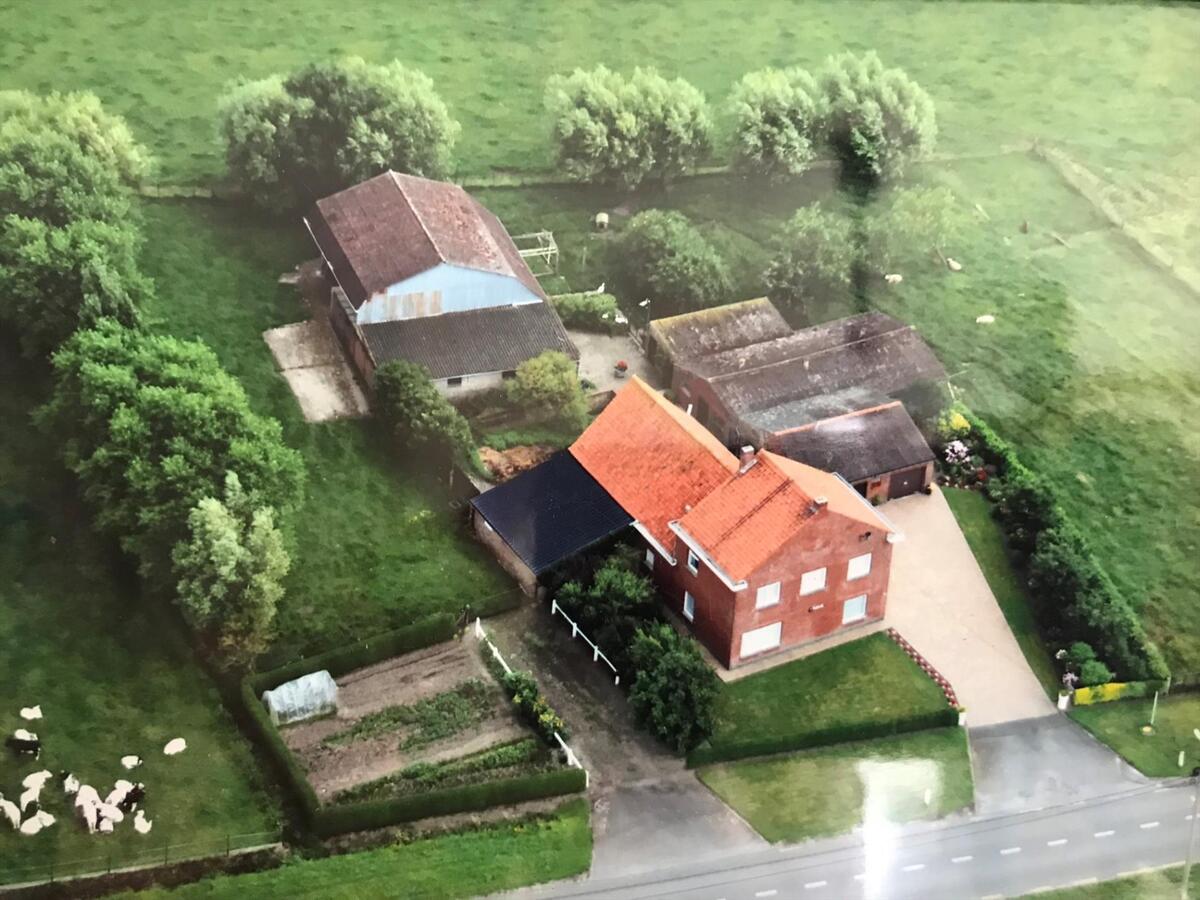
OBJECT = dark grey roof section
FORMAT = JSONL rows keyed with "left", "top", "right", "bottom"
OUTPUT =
{"left": 681, "top": 312, "right": 945, "bottom": 433}
{"left": 471, "top": 452, "right": 633, "bottom": 574}
{"left": 649, "top": 298, "right": 791, "bottom": 366}
{"left": 768, "top": 402, "right": 935, "bottom": 484}
{"left": 308, "top": 171, "right": 546, "bottom": 308}
{"left": 360, "top": 302, "right": 578, "bottom": 380}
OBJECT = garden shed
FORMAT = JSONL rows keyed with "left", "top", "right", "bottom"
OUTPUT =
{"left": 262, "top": 670, "right": 339, "bottom": 725}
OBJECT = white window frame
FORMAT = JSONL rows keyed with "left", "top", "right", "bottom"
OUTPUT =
{"left": 683, "top": 591, "right": 696, "bottom": 622}
{"left": 842, "top": 594, "right": 868, "bottom": 624}
{"left": 755, "top": 581, "right": 780, "bottom": 610}
{"left": 739, "top": 621, "right": 782, "bottom": 658}
{"left": 644, "top": 547, "right": 655, "bottom": 569}
{"left": 686, "top": 549, "right": 700, "bottom": 575}
{"left": 799, "top": 567, "right": 827, "bottom": 596}
{"left": 847, "top": 553, "right": 872, "bottom": 581}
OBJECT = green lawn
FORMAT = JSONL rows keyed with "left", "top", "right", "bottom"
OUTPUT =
{"left": 116, "top": 799, "right": 592, "bottom": 899}
{"left": 943, "top": 488, "right": 1059, "bottom": 697}
{"left": 1070, "top": 694, "right": 1200, "bottom": 778}
{"left": 0, "top": 347, "right": 276, "bottom": 886}
{"left": 702, "top": 633, "right": 952, "bottom": 760}
{"left": 699, "top": 728, "right": 972, "bottom": 843}
{"left": 138, "top": 201, "right": 511, "bottom": 661}
{"left": 1022, "top": 866, "right": 1198, "bottom": 899}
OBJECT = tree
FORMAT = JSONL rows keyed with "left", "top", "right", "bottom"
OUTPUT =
{"left": 39, "top": 320, "right": 306, "bottom": 583}
{"left": 172, "top": 472, "right": 290, "bottom": 668}
{"left": 0, "top": 214, "right": 148, "bottom": 356}
{"left": 764, "top": 204, "right": 859, "bottom": 324}
{"left": 0, "top": 90, "right": 149, "bottom": 223}
{"left": 609, "top": 210, "right": 731, "bottom": 316}
{"left": 628, "top": 623, "right": 720, "bottom": 752}
{"left": 728, "top": 67, "right": 823, "bottom": 178}
{"left": 556, "top": 550, "right": 659, "bottom": 677}
{"left": 504, "top": 350, "right": 588, "bottom": 428}
{"left": 219, "top": 58, "right": 459, "bottom": 211}
{"left": 375, "top": 360, "right": 476, "bottom": 464}
{"left": 863, "top": 186, "right": 968, "bottom": 272}
{"left": 820, "top": 52, "right": 936, "bottom": 184}
{"left": 545, "top": 66, "right": 710, "bottom": 190}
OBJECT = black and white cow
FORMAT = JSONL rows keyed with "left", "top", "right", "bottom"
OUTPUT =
{"left": 5, "top": 729, "right": 40, "bottom": 759}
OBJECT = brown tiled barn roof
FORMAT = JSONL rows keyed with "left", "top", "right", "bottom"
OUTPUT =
{"left": 307, "top": 171, "right": 546, "bottom": 308}
{"left": 360, "top": 302, "right": 577, "bottom": 381}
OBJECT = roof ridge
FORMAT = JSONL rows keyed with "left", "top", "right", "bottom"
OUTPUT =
{"left": 770, "top": 400, "right": 902, "bottom": 436}
{"left": 390, "top": 170, "right": 445, "bottom": 264}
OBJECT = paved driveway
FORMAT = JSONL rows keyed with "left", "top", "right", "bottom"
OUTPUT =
{"left": 884, "top": 488, "right": 1055, "bottom": 727}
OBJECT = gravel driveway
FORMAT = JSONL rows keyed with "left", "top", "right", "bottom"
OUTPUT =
{"left": 884, "top": 488, "right": 1056, "bottom": 727}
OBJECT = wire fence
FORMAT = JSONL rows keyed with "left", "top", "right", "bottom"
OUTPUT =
{"left": 0, "top": 830, "right": 281, "bottom": 891}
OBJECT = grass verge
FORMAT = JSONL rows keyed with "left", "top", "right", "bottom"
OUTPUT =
{"left": 1069, "top": 694, "right": 1200, "bottom": 777}
{"left": 942, "top": 488, "right": 1059, "bottom": 697}
{"left": 698, "top": 728, "right": 972, "bottom": 843}
{"left": 1020, "top": 865, "right": 1198, "bottom": 898}
{"left": 116, "top": 798, "right": 592, "bottom": 899}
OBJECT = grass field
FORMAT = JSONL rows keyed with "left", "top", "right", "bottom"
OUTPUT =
{"left": 943, "top": 489, "right": 1059, "bottom": 697}
{"left": 138, "top": 202, "right": 511, "bottom": 661}
{"left": 117, "top": 799, "right": 592, "bottom": 899}
{"left": 698, "top": 728, "right": 972, "bottom": 843}
{"left": 0, "top": 348, "right": 276, "bottom": 885}
{"left": 1070, "top": 694, "right": 1200, "bottom": 778}
{"left": 703, "top": 633, "right": 951, "bottom": 758}
{"left": 1021, "top": 866, "right": 1198, "bottom": 899}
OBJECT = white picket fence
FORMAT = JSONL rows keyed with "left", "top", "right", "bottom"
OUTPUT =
{"left": 472, "top": 618, "right": 588, "bottom": 787}
{"left": 550, "top": 598, "right": 621, "bottom": 685}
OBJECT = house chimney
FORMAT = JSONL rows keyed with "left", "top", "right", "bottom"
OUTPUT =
{"left": 809, "top": 496, "right": 829, "bottom": 514}
{"left": 739, "top": 446, "right": 756, "bottom": 473}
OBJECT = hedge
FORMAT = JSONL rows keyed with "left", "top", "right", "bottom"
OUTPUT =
{"left": 686, "top": 707, "right": 958, "bottom": 768}
{"left": 1073, "top": 680, "right": 1166, "bottom": 706}
{"left": 549, "top": 292, "right": 625, "bottom": 334}
{"left": 955, "top": 405, "right": 1169, "bottom": 682}
{"left": 311, "top": 766, "right": 586, "bottom": 837}
{"left": 239, "top": 676, "right": 320, "bottom": 820}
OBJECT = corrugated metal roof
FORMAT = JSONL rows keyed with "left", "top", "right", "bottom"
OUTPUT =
{"left": 649, "top": 298, "right": 791, "bottom": 365}
{"left": 308, "top": 171, "right": 546, "bottom": 308}
{"left": 360, "top": 302, "right": 578, "bottom": 380}
{"left": 768, "top": 402, "right": 935, "bottom": 484}
{"left": 471, "top": 452, "right": 632, "bottom": 574}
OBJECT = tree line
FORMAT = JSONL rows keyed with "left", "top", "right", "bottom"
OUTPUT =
{"left": 0, "top": 91, "right": 305, "bottom": 668}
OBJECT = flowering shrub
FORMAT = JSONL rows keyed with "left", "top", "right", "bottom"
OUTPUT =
{"left": 936, "top": 409, "right": 971, "bottom": 442}
{"left": 944, "top": 440, "right": 970, "bottom": 465}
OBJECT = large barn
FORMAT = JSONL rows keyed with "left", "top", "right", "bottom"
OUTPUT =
{"left": 304, "top": 171, "right": 577, "bottom": 394}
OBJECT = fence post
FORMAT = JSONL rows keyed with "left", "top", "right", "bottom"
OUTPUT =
{"left": 551, "top": 598, "right": 558, "bottom": 617}
{"left": 226, "top": 833, "right": 232, "bottom": 857}
{"left": 164, "top": 840, "right": 169, "bottom": 866}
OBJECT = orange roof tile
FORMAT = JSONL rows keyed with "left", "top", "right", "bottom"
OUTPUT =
{"left": 677, "top": 451, "right": 895, "bottom": 583}
{"left": 569, "top": 377, "right": 738, "bottom": 551}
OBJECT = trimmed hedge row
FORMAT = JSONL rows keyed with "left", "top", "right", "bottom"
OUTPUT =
{"left": 1073, "top": 680, "right": 1166, "bottom": 706}
{"left": 239, "top": 615, "right": 586, "bottom": 837}
{"left": 311, "top": 767, "right": 587, "bottom": 838}
{"left": 686, "top": 707, "right": 958, "bottom": 768}
{"left": 956, "top": 406, "right": 1169, "bottom": 682}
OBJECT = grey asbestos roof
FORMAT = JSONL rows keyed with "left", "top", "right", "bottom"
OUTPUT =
{"left": 360, "top": 302, "right": 578, "bottom": 380}
{"left": 649, "top": 298, "right": 791, "bottom": 365}
{"left": 768, "top": 402, "right": 935, "bottom": 484}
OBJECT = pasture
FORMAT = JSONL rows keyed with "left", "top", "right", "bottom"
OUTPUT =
{"left": 0, "top": 350, "right": 275, "bottom": 885}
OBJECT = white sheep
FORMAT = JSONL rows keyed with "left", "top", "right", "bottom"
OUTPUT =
{"left": 105, "top": 779, "right": 134, "bottom": 807}
{"left": 0, "top": 797, "right": 20, "bottom": 829}
{"left": 96, "top": 802, "right": 123, "bottom": 824}
{"left": 98, "top": 817, "right": 114, "bottom": 834}
{"left": 121, "top": 755, "right": 143, "bottom": 770}
{"left": 18, "top": 786, "right": 41, "bottom": 815}
{"left": 21, "top": 770, "right": 53, "bottom": 791}
{"left": 19, "top": 705, "right": 42, "bottom": 721}
{"left": 62, "top": 773, "right": 80, "bottom": 795}
{"left": 163, "top": 737, "right": 187, "bottom": 756}
{"left": 74, "top": 784, "right": 100, "bottom": 808}
{"left": 133, "top": 809, "right": 153, "bottom": 834}
{"left": 884, "top": 273, "right": 904, "bottom": 285}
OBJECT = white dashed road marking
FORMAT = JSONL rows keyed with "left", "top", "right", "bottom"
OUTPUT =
{"left": 1000, "top": 847, "right": 1021, "bottom": 855}
{"left": 1140, "top": 821, "right": 1160, "bottom": 829}
{"left": 1047, "top": 838, "right": 1068, "bottom": 847}
{"left": 755, "top": 892, "right": 778, "bottom": 898}
{"left": 804, "top": 881, "right": 827, "bottom": 890}
{"left": 952, "top": 855, "right": 974, "bottom": 864}
{"left": 903, "top": 864, "right": 926, "bottom": 872}
{"left": 1094, "top": 830, "right": 1115, "bottom": 838}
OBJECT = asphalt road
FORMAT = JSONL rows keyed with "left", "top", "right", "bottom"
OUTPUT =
{"left": 517, "top": 778, "right": 1200, "bottom": 900}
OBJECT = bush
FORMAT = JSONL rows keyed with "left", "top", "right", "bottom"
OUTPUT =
{"left": 219, "top": 58, "right": 459, "bottom": 212}
{"left": 608, "top": 210, "right": 732, "bottom": 317}
{"left": 504, "top": 351, "right": 589, "bottom": 429}
{"left": 1066, "top": 641, "right": 1097, "bottom": 669}
{"left": 764, "top": 204, "right": 859, "bottom": 324}
{"left": 556, "top": 551, "right": 659, "bottom": 678}
{"left": 935, "top": 408, "right": 971, "bottom": 443}
{"left": 375, "top": 359, "right": 476, "bottom": 465}
{"left": 820, "top": 51, "right": 936, "bottom": 183}
{"left": 1078, "top": 659, "right": 1115, "bottom": 687}
{"left": 687, "top": 707, "right": 958, "bottom": 767}
{"left": 628, "top": 624, "right": 720, "bottom": 753}
{"left": 550, "top": 292, "right": 625, "bottom": 334}
{"left": 502, "top": 670, "right": 569, "bottom": 743}
{"left": 545, "top": 66, "right": 710, "bottom": 190}
{"left": 728, "top": 67, "right": 823, "bottom": 178}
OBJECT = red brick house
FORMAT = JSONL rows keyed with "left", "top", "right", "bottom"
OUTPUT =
{"left": 570, "top": 377, "right": 900, "bottom": 668}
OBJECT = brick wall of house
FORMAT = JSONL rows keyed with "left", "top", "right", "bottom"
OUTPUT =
{"left": 643, "top": 508, "right": 893, "bottom": 668}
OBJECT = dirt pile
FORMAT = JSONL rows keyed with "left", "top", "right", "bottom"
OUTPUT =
{"left": 479, "top": 445, "right": 556, "bottom": 481}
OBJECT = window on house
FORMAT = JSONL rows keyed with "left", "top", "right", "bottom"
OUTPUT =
{"left": 447, "top": 376, "right": 463, "bottom": 388}
{"left": 739, "top": 621, "right": 782, "bottom": 658}
{"left": 683, "top": 591, "right": 695, "bottom": 621}
{"left": 799, "top": 567, "right": 827, "bottom": 596}
{"left": 644, "top": 547, "right": 655, "bottom": 570}
{"left": 842, "top": 594, "right": 868, "bottom": 624}
{"left": 847, "top": 552, "right": 872, "bottom": 581}
{"left": 686, "top": 549, "right": 700, "bottom": 575}
{"left": 755, "top": 581, "right": 780, "bottom": 609}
